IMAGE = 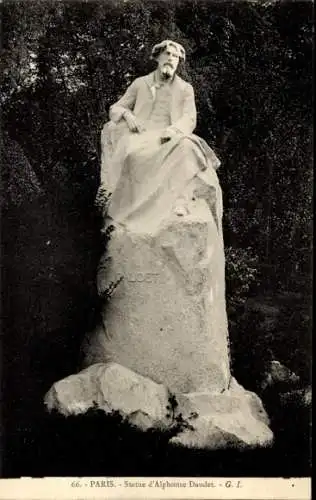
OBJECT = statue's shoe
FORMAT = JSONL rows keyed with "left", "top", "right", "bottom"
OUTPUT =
{"left": 174, "top": 204, "right": 189, "bottom": 216}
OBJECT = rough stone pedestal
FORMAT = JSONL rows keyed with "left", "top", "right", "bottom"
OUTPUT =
{"left": 44, "top": 362, "right": 273, "bottom": 449}
{"left": 45, "top": 192, "right": 273, "bottom": 449}
{"left": 84, "top": 198, "right": 229, "bottom": 394}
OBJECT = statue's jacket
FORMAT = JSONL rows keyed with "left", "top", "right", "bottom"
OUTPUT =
{"left": 101, "top": 71, "right": 223, "bottom": 234}
{"left": 109, "top": 71, "right": 197, "bottom": 136}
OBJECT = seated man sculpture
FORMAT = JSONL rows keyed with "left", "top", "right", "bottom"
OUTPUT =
{"left": 45, "top": 40, "right": 273, "bottom": 450}
{"left": 99, "top": 39, "right": 222, "bottom": 234}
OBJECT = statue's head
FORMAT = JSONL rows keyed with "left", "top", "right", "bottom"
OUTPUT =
{"left": 151, "top": 40, "right": 186, "bottom": 80}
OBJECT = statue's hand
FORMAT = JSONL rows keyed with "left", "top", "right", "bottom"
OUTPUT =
{"left": 160, "top": 126, "right": 181, "bottom": 144}
{"left": 160, "top": 131, "right": 172, "bottom": 144}
{"left": 123, "top": 110, "right": 145, "bottom": 133}
{"left": 161, "top": 136, "right": 171, "bottom": 144}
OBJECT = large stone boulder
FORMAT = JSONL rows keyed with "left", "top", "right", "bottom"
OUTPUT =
{"left": 44, "top": 362, "right": 170, "bottom": 431}
{"left": 45, "top": 146, "right": 273, "bottom": 450}
{"left": 170, "top": 378, "right": 273, "bottom": 449}
{"left": 83, "top": 192, "right": 230, "bottom": 394}
{"left": 45, "top": 362, "right": 273, "bottom": 449}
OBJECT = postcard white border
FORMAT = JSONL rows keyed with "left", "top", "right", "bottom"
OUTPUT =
{"left": 0, "top": 477, "right": 311, "bottom": 500}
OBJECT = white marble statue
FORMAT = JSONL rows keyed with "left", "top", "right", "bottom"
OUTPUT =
{"left": 45, "top": 40, "right": 273, "bottom": 450}
{"left": 98, "top": 39, "right": 222, "bottom": 234}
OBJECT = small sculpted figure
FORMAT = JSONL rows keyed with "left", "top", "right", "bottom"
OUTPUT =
{"left": 99, "top": 40, "right": 222, "bottom": 234}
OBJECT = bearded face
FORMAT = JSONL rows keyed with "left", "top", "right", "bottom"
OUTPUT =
{"left": 156, "top": 45, "right": 180, "bottom": 80}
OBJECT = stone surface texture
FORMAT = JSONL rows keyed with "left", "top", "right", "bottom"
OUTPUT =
{"left": 44, "top": 362, "right": 170, "bottom": 431}
{"left": 45, "top": 151, "right": 274, "bottom": 449}
{"left": 84, "top": 186, "right": 230, "bottom": 394}
{"left": 45, "top": 363, "right": 273, "bottom": 449}
{"left": 170, "top": 377, "right": 273, "bottom": 449}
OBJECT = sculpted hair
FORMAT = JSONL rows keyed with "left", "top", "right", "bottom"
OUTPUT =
{"left": 151, "top": 40, "right": 186, "bottom": 61}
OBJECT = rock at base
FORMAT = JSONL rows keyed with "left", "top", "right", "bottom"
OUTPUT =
{"left": 84, "top": 198, "right": 230, "bottom": 394}
{"left": 44, "top": 362, "right": 170, "bottom": 431}
{"left": 171, "top": 377, "right": 273, "bottom": 449}
{"left": 44, "top": 363, "right": 273, "bottom": 449}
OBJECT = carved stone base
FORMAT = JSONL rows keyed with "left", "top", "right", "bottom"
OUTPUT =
{"left": 83, "top": 196, "right": 230, "bottom": 394}
{"left": 44, "top": 362, "right": 273, "bottom": 450}
{"left": 44, "top": 172, "right": 274, "bottom": 450}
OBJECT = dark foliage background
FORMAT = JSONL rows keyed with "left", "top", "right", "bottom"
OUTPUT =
{"left": 1, "top": 0, "right": 312, "bottom": 477}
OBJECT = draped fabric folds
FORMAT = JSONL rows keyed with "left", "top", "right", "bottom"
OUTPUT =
{"left": 99, "top": 74, "right": 222, "bottom": 235}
